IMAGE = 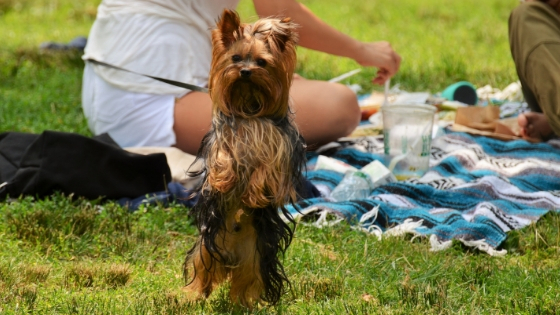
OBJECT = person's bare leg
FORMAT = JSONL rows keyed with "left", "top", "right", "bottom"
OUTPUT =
{"left": 517, "top": 112, "right": 554, "bottom": 140}
{"left": 173, "top": 91, "right": 213, "bottom": 155}
{"left": 290, "top": 76, "right": 361, "bottom": 149}
{"left": 173, "top": 77, "right": 360, "bottom": 154}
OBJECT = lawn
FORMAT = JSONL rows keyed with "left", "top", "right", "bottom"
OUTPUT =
{"left": 2, "top": 0, "right": 560, "bottom": 314}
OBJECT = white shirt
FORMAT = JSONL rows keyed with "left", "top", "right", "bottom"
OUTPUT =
{"left": 83, "top": 0, "right": 240, "bottom": 96}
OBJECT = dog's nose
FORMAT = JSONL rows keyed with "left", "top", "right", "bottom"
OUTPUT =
{"left": 240, "top": 69, "right": 251, "bottom": 78}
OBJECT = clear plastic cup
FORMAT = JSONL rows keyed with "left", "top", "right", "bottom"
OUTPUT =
{"left": 381, "top": 104, "right": 436, "bottom": 180}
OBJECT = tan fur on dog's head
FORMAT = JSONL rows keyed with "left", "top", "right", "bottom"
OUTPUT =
{"left": 204, "top": 9, "right": 302, "bottom": 209}
{"left": 209, "top": 9, "right": 298, "bottom": 119}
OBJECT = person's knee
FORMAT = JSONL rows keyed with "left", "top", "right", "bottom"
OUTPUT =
{"left": 511, "top": 2, "right": 543, "bottom": 23}
{"left": 509, "top": 3, "right": 533, "bottom": 50}
{"left": 510, "top": 2, "right": 530, "bottom": 23}
{"left": 330, "top": 83, "right": 361, "bottom": 136}
{"left": 510, "top": 1, "right": 560, "bottom": 38}
{"left": 290, "top": 80, "right": 360, "bottom": 144}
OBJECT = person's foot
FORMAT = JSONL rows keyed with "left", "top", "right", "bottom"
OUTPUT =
{"left": 39, "top": 36, "right": 87, "bottom": 51}
{"left": 517, "top": 112, "right": 555, "bottom": 140}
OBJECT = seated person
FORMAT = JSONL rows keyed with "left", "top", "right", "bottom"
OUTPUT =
{"left": 510, "top": 0, "right": 560, "bottom": 141}
{"left": 82, "top": 0, "right": 401, "bottom": 154}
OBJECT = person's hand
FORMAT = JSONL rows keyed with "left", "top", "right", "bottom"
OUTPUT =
{"left": 353, "top": 41, "right": 401, "bottom": 85}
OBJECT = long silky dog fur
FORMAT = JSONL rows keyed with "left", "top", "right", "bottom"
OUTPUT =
{"left": 183, "top": 9, "right": 306, "bottom": 307}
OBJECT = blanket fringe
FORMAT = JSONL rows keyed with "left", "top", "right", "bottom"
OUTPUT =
{"left": 289, "top": 206, "right": 508, "bottom": 257}
{"left": 287, "top": 206, "right": 345, "bottom": 228}
{"left": 354, "top": 206, "right": 383, "bottom": 240}
{"left": 384, "top": 219, "right": 425, "bottom": 238}
{"left": 429, "top": 235, "right": 507, "bottom": 256}
{"left": 429, "top": 234, "right": 453, "bottom": 251}
{"left": 312, "top": 209, "right": 345, "bottom": 228}
{"left": 461, "top": 239, "right": 507, "bottom": 257}
{"left": 355, "top": 206, "right": 425, "bottom": 242}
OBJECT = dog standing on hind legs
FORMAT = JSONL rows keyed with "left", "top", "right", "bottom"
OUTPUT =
{"left": 183, "top": 9, "right": 306, "bottom": 307}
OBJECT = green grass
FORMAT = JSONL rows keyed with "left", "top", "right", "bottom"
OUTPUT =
{"left": 2, "top": 196, "right": 560, "bottom": 314}
{"left": 2, "top": 0, "right": 559, "bottom": 314}
{"left": 236, "top": 0, "right": 519, "bottom": 92}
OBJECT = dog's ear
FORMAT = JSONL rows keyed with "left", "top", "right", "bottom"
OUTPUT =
{"left": 217, "top": 9, "right": 242, "bottom": 48}
{"left": 269, "top": 17, "right": 298, "bottom": 52}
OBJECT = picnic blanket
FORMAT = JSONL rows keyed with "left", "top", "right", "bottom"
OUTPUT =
{"left": 288, "top": 130, "right": 560, "bottom": 256}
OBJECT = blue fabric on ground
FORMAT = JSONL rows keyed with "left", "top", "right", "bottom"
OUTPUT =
{"left": 118, "top": 182, "right": 197, "bottom": 210}
{"left": 121, "top": 178, "right": 321, "bottom": 212}
{"left": 289, "top": 131, "right": 560, "bottom": 252}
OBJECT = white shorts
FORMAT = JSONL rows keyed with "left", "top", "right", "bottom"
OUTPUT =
{"left": 81, "top": 62, "right": 178, "bottom": 148}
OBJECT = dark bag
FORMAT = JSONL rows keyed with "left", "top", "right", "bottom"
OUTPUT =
{"left": 0, "top": 131, "right": 171, "bottom": 200}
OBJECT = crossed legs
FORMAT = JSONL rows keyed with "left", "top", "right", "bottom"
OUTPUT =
{"left": 173, "top": 76, "right": 360, "bottom": 155}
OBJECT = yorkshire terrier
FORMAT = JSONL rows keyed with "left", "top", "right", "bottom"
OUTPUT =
{"left": 183, "top": 9, "right": 306, "bottom": 307}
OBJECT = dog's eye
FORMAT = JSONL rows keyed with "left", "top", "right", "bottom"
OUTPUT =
{"left": 231, "top": 55, "right": 242, "bottom": 63}
{"left": 233, "top": 223, "right": 241, "bottom": 233}
{"left": 256, "top": 59, "right": 267, "bottom": 67}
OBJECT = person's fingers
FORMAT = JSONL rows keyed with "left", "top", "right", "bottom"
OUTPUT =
{"left": 355, "top": 41, "right": 400, "bottom": 84}
{"left": 371, "top": 73, "right": 383, "bottom": 85}
{"left": 379, "top": 52, "right": 399, "bottom": 82}
{"left": 372, "top": 69, "right": 389, "bottom": 85}
{"left": 394, "top": 51, "right": 402, "bottom": 72}
{"left": 384, "top": 44, "right": 399, "bottom": 76}
{"left": 377, "top": 68, "right": 389, "bottom": 77}
{"left": 372, "top": 76, "right": 385, "bottom": 85}
{"left": 517, "top": 113, "right": 529, "bottom": 138}
{"left": 517, "top": 113, "right": 528, "bottom": 128}
{"left": 525, "top": 121, "right": 535, "bottom": 138}
{"left": 384, "top": 47, "right": 401, "bottom": 77}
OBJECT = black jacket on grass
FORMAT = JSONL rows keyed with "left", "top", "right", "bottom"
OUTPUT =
{"left": 0, "top": 131, "right": 171, "bottom": 200}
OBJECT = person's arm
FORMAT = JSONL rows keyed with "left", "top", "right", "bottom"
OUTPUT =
{"left": 252, "top": 0, "right": 401, "bottom": 84}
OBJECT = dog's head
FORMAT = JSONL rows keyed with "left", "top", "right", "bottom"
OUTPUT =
{"left": 209, "top": 9, "right": 298, "bottom": 119}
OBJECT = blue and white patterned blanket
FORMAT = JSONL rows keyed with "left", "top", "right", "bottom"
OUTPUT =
{"left": 288, "top": 131, "right": 560, "bottom": 255}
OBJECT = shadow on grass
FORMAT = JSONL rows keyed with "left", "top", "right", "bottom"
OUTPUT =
{"left": 2, "top": 194, "right": 195, "bottom": 260}
{"left": 0, "top": 47, "right": 84, "bottom": 84}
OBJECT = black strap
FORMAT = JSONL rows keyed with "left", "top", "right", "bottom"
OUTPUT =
{"left": 86, "top": 59, "right": 209, "bottom": 93}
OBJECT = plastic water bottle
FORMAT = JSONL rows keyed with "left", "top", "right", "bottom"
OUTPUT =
{"left": 330, "top": 171, "right": 374, "bottom": 201}
{"left": 329, "top": 160, "right": 397, "bottom": 201}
